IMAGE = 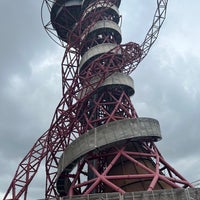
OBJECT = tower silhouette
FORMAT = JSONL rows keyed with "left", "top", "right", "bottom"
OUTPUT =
{"left": 4, "top": 0, "right": 193, "bottom": 199}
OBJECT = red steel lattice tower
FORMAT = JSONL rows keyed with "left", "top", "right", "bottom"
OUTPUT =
{"left": 4, "top": 0, "right": 193, "bottom": 199}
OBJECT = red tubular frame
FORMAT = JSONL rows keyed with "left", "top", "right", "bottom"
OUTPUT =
{"left": 60, "top": 142, "right": 192, "bottom": 197}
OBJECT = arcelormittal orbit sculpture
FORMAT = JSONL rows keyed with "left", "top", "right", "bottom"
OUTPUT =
{"left": 4, "top": 0, "right": 193, "bottom": 199}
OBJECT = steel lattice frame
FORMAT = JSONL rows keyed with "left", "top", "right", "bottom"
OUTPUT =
{"left": 62, "top": 142, "right": 191, "bottom": 196}
{"left": 3, "top": 0, "right": 193, "bottom": 200}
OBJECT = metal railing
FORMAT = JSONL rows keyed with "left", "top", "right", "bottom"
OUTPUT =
{"left": 40, "top": 188, "right": 200, "bottom": 200}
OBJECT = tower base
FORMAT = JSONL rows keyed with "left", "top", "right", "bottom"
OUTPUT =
{"left": 40, "top": 188, "right": 200, "bottom": 200}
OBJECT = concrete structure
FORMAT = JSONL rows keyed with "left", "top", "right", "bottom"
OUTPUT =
{"left": 56, "top": 118, "right": 162, "bottom": 194}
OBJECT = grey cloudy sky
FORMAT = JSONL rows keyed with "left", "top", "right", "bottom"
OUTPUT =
{"left": 0, "top": 0, "right": 200, "bottom": 199}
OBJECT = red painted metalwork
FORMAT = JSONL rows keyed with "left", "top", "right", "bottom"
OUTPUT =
{"left": 3, "top": 0, "right": 193, "bottom": 200}
{"left": 57, "top": 142, "right": 192, "bottom": 197}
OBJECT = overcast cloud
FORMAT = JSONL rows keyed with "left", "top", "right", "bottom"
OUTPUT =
{"left": 0, "top": 0, "right": 200, "bottom": 199}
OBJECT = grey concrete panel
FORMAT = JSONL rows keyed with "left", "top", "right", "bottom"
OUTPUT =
{"left": 99, "top": 72, "right": 135, "bottom": 95}
{"left": 82, "top": 0, "right": 120, "bottom": 15}
{"left": 81, "top": 20, "right": 122, "bottom": 44}
{"left": 79, "top": 43, "right": 121, "bottom": 70}
{"left": 88, "top": 20, "right": 121, "bottom": 35}
{"left": 57, "top": 118, "right": 162, "bottom": 178}
{"left": 78, "top": 72, "right": 135, "bottom": 99}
